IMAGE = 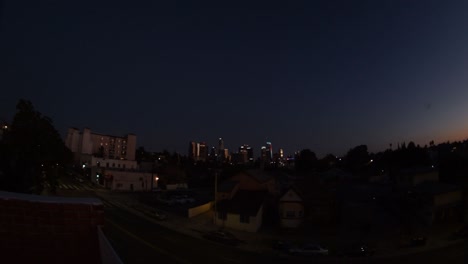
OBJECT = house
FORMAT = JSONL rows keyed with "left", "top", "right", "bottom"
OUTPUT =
{"left": 293, "top": 174, "right": 338, "bottom": 225}
{"left": 217, "top": 180, "right": 239, "bottom": 201}
{"left": 230, "top": 169, "right": 280, "bottom": 195}
{"left": 214, "top": 169, "right": 284, "bottom": 231}
{"left": 215, "top": 190, "right": 266, "bottom": 232}
{"left": 410, "top": 182, "right": 462, "bottom": 225}
{"left": 278, "top": 187, "right": 304, "bottom": 228}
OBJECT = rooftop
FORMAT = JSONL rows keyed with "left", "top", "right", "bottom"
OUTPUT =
{"left": 217, "top": 190, "right": 267, "bottom": 216}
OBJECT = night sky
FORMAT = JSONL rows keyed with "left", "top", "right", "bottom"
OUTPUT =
{"left": 2, "top": 1, "right": 468, "bottom": 157}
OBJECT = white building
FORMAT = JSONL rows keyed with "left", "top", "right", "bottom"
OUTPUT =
{"left": 102, "top": 169, "right": 156, "bottom": 191}
{"left": 66, "top": 127, "right": 136, "bottom": 161}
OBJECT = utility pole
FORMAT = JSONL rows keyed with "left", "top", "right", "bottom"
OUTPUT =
{"left": 214, "top": 170, "right": 218, "bottom": 224}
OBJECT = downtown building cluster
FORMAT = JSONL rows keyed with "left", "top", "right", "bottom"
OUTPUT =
{"left": 188, "top": 138, "right": 287, "bottom": 166}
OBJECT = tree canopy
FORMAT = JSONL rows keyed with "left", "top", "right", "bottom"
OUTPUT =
{"left": 0, "top": 100, "right": 72, "bottom": 194}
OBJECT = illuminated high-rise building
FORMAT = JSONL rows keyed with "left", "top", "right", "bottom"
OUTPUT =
{"left": 188, "top": 141, "right": 199, "bottom": 160}
{"left": 261, "top": 146, "right": 268, "bottom": 163}
{"left": 188, "top": 141, "right": 208, "bottom": 161}
{"left": 239, "top": 144, "right": 254, "bottom": 163}
{"left": 223, "top": 149, "right": 230, "bottom": 161}
{"left": 218, "top": 138, "right": 224, "bottom": 151}
{"left": 218, "top": 137, "right": 225, "bottom": 159}
{"left": 198, "top": 142, "right": 208, "bottom": 162}
{"left": 266, "top": 142, "right": 273, "bottom": 161}
{"left": 209, "top": 146, "right": 217, "bottom": 160}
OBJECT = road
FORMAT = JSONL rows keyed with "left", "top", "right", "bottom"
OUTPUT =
{"left": 102, "top": 202, "right": 277, "bottom": 264}
{"left": 52, "top": 172, "right": 466, "bottom": 264}
{"left": 52, "top": 171, "right": 468, "bottom": 264}
{"left": 102, "top": 201, "right": 468, "bottom": 264}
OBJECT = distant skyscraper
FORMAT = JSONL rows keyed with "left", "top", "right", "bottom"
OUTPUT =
{"left": 218, "top": 137, "right": 225, "bottom": 159}
{"left": 210, "top": 146, "right": 217, "bottom": 159}
{"left": 223, "top": 149, "right": 230, "bottom": 161}
{"left": 261, "top": 146, "right": 268, "bottom": 163}
{"left": 188, "top": 141, "right": 199, "bottom": 160}
{"left": 218, "top": 138, "right": 224, "bottom": 151}
{"left": 189, "top": 141, "right": 208, "bottom": 161}
{"left": 198, "top": 142, "right": 208, "bottom": 162}
{"left": 239, "top": 144, "right": 254, "bottom": 163}
{"left": 266, "top": 142, "right": 273, "bottom": 161}
{"left": 238, "top": 145, "right": 248, "bottom": 164}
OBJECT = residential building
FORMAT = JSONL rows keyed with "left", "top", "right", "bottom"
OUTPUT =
{"left": 409, "top": 182, "right": 462, "bottom": 225}
{"left": 279, "top": 187, "right": 304, "bottom": 228}
{"left": 229, "top": 170, "right": 280, "bottom": 195}
{"left": 215, "top": 190, "right": 266, "bottom": 232}
{"left": 65, "top": 127, "right": 136, "bottom": 161}
{"left": 217, "top": 181, "right": 240, "bottom": 201}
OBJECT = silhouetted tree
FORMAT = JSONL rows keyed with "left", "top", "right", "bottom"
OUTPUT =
{"left": 345, "top": 145, "right": 370, "bottom": 172}
{"left": 136, "top": 146, "right": 153, "bottom": 163}
{"left": 0, "top": 100, "right": 72, "bottom": 194}
{"left": 295, "top": 149, "right": 317, "bottom": 172}
{"left": 317, "top": 154, "right": 338, "bottom": 172}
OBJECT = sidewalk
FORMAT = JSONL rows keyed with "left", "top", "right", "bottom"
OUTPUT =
{"left": 96, "top": 190, "right": 467, "bottom": 258}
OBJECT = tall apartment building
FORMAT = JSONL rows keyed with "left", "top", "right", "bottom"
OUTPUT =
{"left": 66, "top": 127, "right": 136, "bottom": 161}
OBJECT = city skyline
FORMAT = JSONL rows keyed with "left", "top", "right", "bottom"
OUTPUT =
{"left": 2, "top": 1, "right": 468, "bottom": 157}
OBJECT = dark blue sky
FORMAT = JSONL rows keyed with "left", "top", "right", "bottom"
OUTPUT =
{"left": 2, "top": 0, "right": 468, "bottom": 157}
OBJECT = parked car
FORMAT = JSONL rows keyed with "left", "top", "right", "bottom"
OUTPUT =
{"left": 288, "top": 244, "right": 329, "bottom": 256}
{"left": 203, "top": 231, "right": 242, "bottom": 246}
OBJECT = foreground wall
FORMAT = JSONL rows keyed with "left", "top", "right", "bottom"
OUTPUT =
{"left": 0, "top": 191, "right": 104, "bottom": 264}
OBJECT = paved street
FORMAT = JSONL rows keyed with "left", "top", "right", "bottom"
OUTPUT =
{"left": 102, "top": 200, "right": 468, "bottom": 264}
{"left": 49, "top": 174, "right": 467, "bottom": 264}
{"left": 102, "top": 202, "right": 276, "bottom": 264}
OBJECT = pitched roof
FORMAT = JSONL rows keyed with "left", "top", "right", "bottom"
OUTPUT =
{"left": 245, "top": 169, "right": 275, "bottom": 183}
{"left": 217, "top": 190, "right": 266, "bottom": 217}
{"left": 218, "top": 180, "right": 239, "bottom": 192}
{"left": 280, "top": 186, "right": 304, "bottom": 201}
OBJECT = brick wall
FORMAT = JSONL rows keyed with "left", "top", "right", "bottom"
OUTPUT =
{"left": 0, "top": 191, "right": 104, "bottom": 264}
